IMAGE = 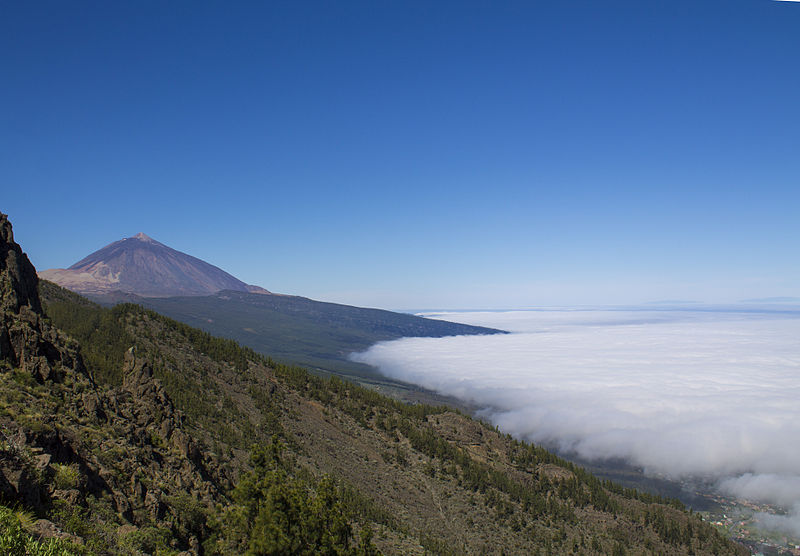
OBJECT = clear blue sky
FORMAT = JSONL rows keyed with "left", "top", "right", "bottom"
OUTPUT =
{"left": 2, "top": 1, "right": 799, "bottom": 309}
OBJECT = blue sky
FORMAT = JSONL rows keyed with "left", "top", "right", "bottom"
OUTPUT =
{"left": 2, "top": 1, "right": 799, "bottom": 309}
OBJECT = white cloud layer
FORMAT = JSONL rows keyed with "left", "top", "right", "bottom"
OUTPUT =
{"left": 352, "top": 309, "right": 800, "bottom": 533}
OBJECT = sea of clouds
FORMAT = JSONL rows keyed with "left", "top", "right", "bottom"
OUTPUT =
{"left": 352, "top": 308, "right": 800, "bottom": 535}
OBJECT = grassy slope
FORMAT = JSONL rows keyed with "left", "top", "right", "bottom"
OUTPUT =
{"left": 33, "top": 281, "right": 747, "bottom": 555}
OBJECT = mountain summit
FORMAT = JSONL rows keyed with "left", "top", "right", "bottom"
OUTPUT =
{"left": 39, "top": 233, "right": 269, "bottom": 297}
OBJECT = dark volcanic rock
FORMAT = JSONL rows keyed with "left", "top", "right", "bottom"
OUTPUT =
{"left": 0, "top": 449, "right": 46, "bottom": 508}
{"left": 0, "top": 212, "right": 84, "bottom": 380}
{"left": 0, "top": 212, "right": 42, "bottom": 314}
{"left": 31, "top": 518, "right": 84, "bottom": 545}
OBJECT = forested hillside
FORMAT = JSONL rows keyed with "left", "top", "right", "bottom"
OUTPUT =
{"left": 90, "top": 288, "right": 503, "bottom": 383}
{"left": 1, "top": 213, "right": 747, "bottom": 555}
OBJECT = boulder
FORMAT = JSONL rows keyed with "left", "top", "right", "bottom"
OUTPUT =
{"left": 30, "top": 518, "right": 84, "bottom": 545}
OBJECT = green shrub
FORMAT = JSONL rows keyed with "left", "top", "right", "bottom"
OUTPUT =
{"left": 50, "top": 501, "right": 91, "bottom": 538}
{"left": 52, "top": 464, "right": 81, "bottom": 491}
{"left": 119, "top": 525, "right": 173, "bottom": 555}
{"left": 0, "top": 505, "right": 82, "bottom": 556}
{"left": 220, "top": 438, "right": 378, "bottom": 555}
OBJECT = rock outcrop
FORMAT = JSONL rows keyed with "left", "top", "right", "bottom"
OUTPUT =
{"left": 0, "top": 212, "right": 42, "bottom": 315}
{"left": 0, "top": 212, "right": 84, "bottom": 382}
{"left": 0, "top": 213, "right": 227, "bottom": 552}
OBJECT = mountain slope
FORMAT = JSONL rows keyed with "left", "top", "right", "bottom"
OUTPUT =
{"left": 107, "top": 289, "right": 503, "bottom": 381}
{"left": 38, "top": 233, "right": 503, "bottom": 384}
{"left": 2, "top": 212, "right": 748, "bottom": 555}
{"left": 39, "top": 287, "right": 749, "bottom": 556}
{"left": 39, "top": 232, "right": 268, "bottom": 297}
{"left": 0, "top": 214, "right": 239, "bottom": 553}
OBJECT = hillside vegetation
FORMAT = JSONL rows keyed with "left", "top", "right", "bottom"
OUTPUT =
{"left": 90, "top": 288, "right": 502, "bottom": 383}
{"left": 1, "top": 213, "right": 747, "bottom": 555}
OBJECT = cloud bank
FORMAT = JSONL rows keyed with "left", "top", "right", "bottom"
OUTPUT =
{"left": 352, "top": 309, "right": 800, "bottom": 533}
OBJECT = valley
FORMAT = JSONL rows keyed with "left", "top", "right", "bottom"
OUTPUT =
{"left": 0, "top": 212, "right": 750, "bottom": 554}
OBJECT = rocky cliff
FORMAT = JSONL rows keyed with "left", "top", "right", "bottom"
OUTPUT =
{"left": 0, "top": 213, "right": 230, "bottom": 553}
{"left": 0, "top": 212, "right": 83, "bottom": 382}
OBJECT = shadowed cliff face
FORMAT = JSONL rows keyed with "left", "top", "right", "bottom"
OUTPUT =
{"left": 0, "top": 212, "right": 82, "bottom": 381}
{"left": 0, "top": 212, "right": 42, "bottom": 315}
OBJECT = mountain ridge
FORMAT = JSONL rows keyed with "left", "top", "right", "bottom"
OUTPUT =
{"left": 39, "top": 233, "right": 505, "bottom": 383}
{"left": 83, "top": 287, "right": 505, "bottom": 385}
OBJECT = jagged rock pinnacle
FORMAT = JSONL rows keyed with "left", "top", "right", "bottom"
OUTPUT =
{"left": 0, "top": 212, "right": 43, "bottom": 315}
{"left": 0, "top": 212, "right": 85, "bottom": 381}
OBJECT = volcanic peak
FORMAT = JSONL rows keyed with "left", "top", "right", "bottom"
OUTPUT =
{"left": 132, "top": 232, "right": 155, "bottom": 242}
{"left": 40, "top": 232, "right": 270, "bottom": 298}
